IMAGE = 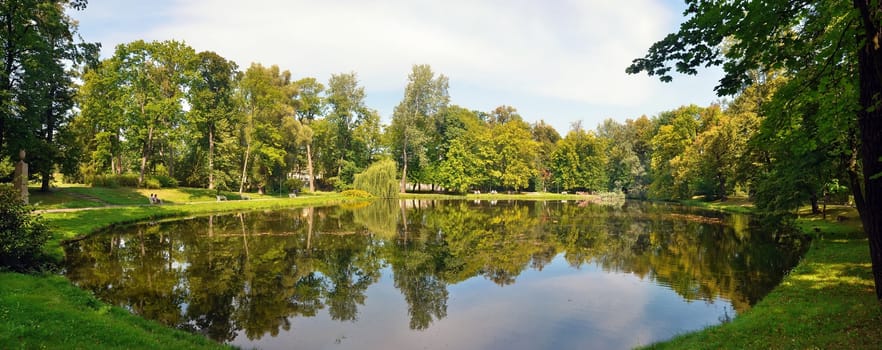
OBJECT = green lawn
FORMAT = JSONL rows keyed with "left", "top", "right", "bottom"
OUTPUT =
{"left": 640, "top": 201, "right": 882, "bottom": 349}
{"left": 28, "top": 184, "right": 281, "bottom": 209}
{"left": 0, "top": 272, "right": 230, "bottom": 349}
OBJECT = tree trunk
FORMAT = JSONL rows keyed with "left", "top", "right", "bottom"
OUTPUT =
{"left": 400, "top": 143, "right": 408, "bottom": 193}
{"left": 41, "top": 96, "right": 56, "bottom": 192}
{"left": 239, "top": 142, "right": 250, "bottom": 194}
{"left": 854, "top": 0, "right": 882, "bottom": 300}
{"left": 810, "top": 193, "right": 820, "bottom": 214}
{"left": 307, "top": 143, "right": 315, "bottom": 192}
{"left": 208, "top": 124, "right": 215, "bottom": 190}
{"left": 138, "top": 125, "right": 154, "bottom": 187}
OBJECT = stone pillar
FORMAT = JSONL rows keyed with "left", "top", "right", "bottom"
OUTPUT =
{"left": 13, "top": 149, "right": 28, "bottom": 204}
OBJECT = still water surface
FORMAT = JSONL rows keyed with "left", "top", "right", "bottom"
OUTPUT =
{"left": 64, "top": 200, "right": 808, "bottom": 349}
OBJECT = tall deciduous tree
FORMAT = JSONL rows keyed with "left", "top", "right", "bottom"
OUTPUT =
{"left": 531, "top": 120, "right": 561, "bottom": 192}
{"left": 323, "top": 72, "right": 375, "bottom": 188}
{"left": 237, "top": 63, "right": 296, "bottom": 194}
{"left": 627, "top": 0, "right": 882, "bottom": 299}
{"left": 551, "top": 123, "right": 606, "bottom": 192}
{"left": 190, "top": 51, "right": 239, "bottom": 190}
{"left": 293, "top": 77, "right": 325, "bottom": 192}
{"left": 390, "top": 65, "right": 449, "bottom": 193}
{"left": 0, "top": 0, "right": 96, "bottom": 188}
{"left": 485, "top": 106, "right": 538, "bottom": 191}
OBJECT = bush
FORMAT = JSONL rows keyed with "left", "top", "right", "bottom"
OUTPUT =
{"left": 353, "top": 159, "right": 399, "bottom": 198}
{"left": 283, "top": 178, "right": 304, "bottom": 194}
{"left": 86, "top": 174, "right": 140, "bottom": 188}
{"left": 0, "top": 185, "right": 50, "bottom": 271}
{"left": 340, "top": 189, "right": 373, "bottom": 198}
{"left": 152, "top": 174, "right": 179, "bottom": 188}
{"left": 143, "top": 177, "right": 161, "bottom": 189}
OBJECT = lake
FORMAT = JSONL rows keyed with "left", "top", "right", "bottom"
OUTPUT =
{"left": 63, "top": 200, "right": 808, "bottom": 349}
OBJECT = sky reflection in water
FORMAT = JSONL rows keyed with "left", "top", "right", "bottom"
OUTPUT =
{"left": 64, "top": 200, "right": 807, "bottom": 350}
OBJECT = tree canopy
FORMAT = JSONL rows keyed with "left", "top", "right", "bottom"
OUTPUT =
{"left": 628, "top": 0, "right": 882, "bottom": 299}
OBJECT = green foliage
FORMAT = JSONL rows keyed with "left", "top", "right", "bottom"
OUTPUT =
{"left": 149, "top": 174, "right": 178, "bottom": 188}
{"left": 283, "top": 178, "right": 304, "bottom": 194}
{"left": 390, "top": 65, "right": 450, "bottom": 192}
{"left": 354, "top": 159, "right": 399, "bottom": 198}
{"left": 340, "top": 189, "right": 373, "bottom": 198}
{"left": 142, "top": 177, "right": 161, "bottom": 189}
{"left": 485, "top": 107, "right": 539, "bottom": 191}
{"left": 550, "top": 125, "right": 606, "bottom": 192}
{"left": 0, "top": 186, "right": 50, "bottom": 271}
{"left": 86, "top": 174, "right": 140, "bottom": 188}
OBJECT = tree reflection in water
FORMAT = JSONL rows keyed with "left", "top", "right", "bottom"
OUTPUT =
{"left": 64, "top": 200, "right": 807, "bottom": 343}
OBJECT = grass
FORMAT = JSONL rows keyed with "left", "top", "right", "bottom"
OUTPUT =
{"left": 0, "top": 272, "right": 229, "bottom": 349}
{"left": 638, "top": 199, "right": 882, "bottom": 349}
{"left": 28, "top": 184, "right": 280, "bottom": 209}
{"left": 2, "top": 186, "right": 365, "bottom": 349}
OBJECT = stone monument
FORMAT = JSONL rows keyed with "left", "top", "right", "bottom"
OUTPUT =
{"left": 13, "top": 149, "right": 28, "bottom": 204}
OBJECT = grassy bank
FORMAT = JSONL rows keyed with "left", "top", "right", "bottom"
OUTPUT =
{"left": 0, "top": 272, "right": 229, "bottom": 349}
{"left": 2, "top": 187, "right": 363, "bottom": 349}
{"left": 640, "top": 200, "right": 882, "bottom": 349}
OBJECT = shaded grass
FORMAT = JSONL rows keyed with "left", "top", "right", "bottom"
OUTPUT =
{"left": 0, "top": 272, "right": 229, "bottom": 349}
{"left": 638, "top": 201, "right": 881, "bottom": 349}
{"left": 640, "top": 238, "right": 882, "bottom": 349}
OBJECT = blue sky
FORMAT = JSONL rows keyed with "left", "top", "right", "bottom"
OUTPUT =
{"left": 69, "top": 0, "right": 724, "bottom": 134}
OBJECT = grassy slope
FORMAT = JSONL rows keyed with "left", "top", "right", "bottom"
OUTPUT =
{"left": 640, "top": 201, "right": 882, "bottom": 349}
{"left": 0, "top": 272, "right": 228, "bottom": 350}
{"left": 2, "top": 187, "right": 362, "bottom": 349}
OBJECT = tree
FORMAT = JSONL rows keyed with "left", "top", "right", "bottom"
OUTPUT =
{"left": 597, "top": 119, "right": 644, "bottom": 194}
{"left": 237, "top": 64, "right": 297, "bottom": 194}
{"left": 389, "top": 65, "right": 449, "bottom": 193}
{"left": 0, "top": 0, "right": 96, "bottom": 188}
{"left": 353, "top": 159, "right": 399, "bottom": 198}
{"left": 627, "top": 0, "right": 882, "bottom": 299}
{"left": 550, "top": 124, "right": 606, "bottom": 192}
{"left": 647, "top": 105, "right": 702, "bottom": 199}
{"left": 485, "top": 106, "right": 538, "bottom": 191}
{"left": 433, "top": 107, "right": 488, "bottom": 193}
{"left": 531, "top": 120, "right": 561, "bottom": 192}
{"left": 323, "top": 72, "right": 375, "bottom": 188}
{"left": 292, "top": 77, "right": 325, "bottom": 192}
{"left": 189, "top": 51, "right": 240, "bottom": 190}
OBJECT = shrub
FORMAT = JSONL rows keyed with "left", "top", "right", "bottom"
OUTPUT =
{"left": 152, "top": 174, "right": 179, "bottom": 188}
{"left": 340, "top": 189, "right": 373, "bottom": 198}
{"left": 283, "top": 178, "right": 304, "bottom": 194}
{"left": 143, "top": 177, "right": 161, "bottom": 189}
{"left": 353, "top": 159, "right": 399, "bottom": 198}
{"left": 0, "top": 185, "right": 50, "bottom": 271}
{"left": 86, "top": 174, "right": 140, "bottom": 188}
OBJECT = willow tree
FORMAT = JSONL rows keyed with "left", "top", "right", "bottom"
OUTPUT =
{"left": 627, "top": 0, "right": 882, "bottom": 299}
{"left": 353, "top": 159, "right": 399, "bottom": 198}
